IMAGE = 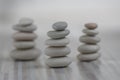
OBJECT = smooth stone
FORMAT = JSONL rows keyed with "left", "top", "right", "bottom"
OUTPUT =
{"left": 80, "top": 35, "right": 100, "bottom": 44}
{"left": 19, "top": 18, "right": 33, "bottom": 26}
{"left": 83, "top": 29, "right": 99, "bottom": 36}
{"left": 46, "top": 38, "right": 69, "bottom": 47}
{"left": 13, "top": 32, "right": 37, "bottom": 41}
{"left": 47, "top": 29, "right": 70, "bottom": 39}
{"left": 14, "top": 41, "right": 35, "bottom": 49}
{"left": 10, "top": 48, "right": 41, "bottom": 60}
{"left": 45, "top": 57, "right": 72, "bottom": 68}
{"left": 45, "top": 46, "right": 71, "bottom": 57}
{"left": 78, "top": 44, "right": 100, "bottom": 54}
{"left": 77, "top": 53, "right": 101, "bottom": 61}
{"left": 13, "top": 24, "right": 37, "bottom": 32}
{"left": 85, "top": 23, "right": 97, "bottom": 29}
{"left": 52, "top": 21, "right": 67, "bottom": 31}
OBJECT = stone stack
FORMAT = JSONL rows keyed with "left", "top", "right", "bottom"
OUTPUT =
{"left": 10, "top": 18, "right": 41, "bottom": 60}
{"left": 45, "top": 21, "right": 72, "bottom": 68}
{"left": 77, "top": 23, "right": 101, "bottom": 61}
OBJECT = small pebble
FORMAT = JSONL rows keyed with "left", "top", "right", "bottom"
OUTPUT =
{"left": 83, "top": 29, "right": 99, "bottom": 36}
{"left": 19, "top": 17, "right": 33, "bottom": 26}
{"left": 85, "top": 23, "right": 97, "bottom": 29}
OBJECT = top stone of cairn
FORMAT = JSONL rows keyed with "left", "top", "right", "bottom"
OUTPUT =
{"left": 19, "top": 17, "right": 34, "bottom": 26}
{"left": 85, "top": 23, "right": 97, "bottom": 29}
{"left": 52, "top": 21, "right": 68, "bottom": 31}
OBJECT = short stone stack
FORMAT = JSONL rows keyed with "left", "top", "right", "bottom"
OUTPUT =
{"left": 10, "top": 18, "right": 41, "bottom": 60}
{"left": 77, "top": 23, "right": 101, "bottom": 61}
{"left": 45, "top": 21, "right": 72, "bottom": 68}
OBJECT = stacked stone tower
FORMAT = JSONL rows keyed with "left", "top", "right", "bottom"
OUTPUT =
{"left": 45, "top": 21, "right": 72, "bottom": 68}
{"left": 78, "top": 23, "right": 101, "bottom": 61}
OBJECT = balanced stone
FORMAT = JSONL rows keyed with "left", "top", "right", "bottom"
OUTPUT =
{"left": 45, "top": 46, "right": 71, "bottom": 57}
{"left": 19, "top": 18, "right": 33, "bottom": 26}
{"left": 45, "top": 57, "right": 72, "bottom": 68}
{"left": 78, "top": 44, "right": 100, "bottom": 54}
{"left": 13, "top": 24, "right": 37, "bottom": 32}
{"left": 14, "top": 41, "right": 35, "bottom": 49}
{"left": 77, "top": 53, "right": 101, "bottom": 61}
{"left": 46, "top": 38, "right": 69, "bottom": 47}
{"left": 10, "top": 48, "right": 41, "bottom": 60}
{"left": 13, "top": 32, "right": 37, "bottom": 41}
{"left": 80, "top": 35, "right": 100, "bottom": 44}
{"left": 85, "top": 23, "right": 97, "bottom": 29}
{"left": 83, "top": 29, "right": 99, "bottom": 36}
{"left": 47, "top": 29, "right": 70, "bottom": 39}
{"left": 52, "top": 21, "right": 67, "bottom": 31}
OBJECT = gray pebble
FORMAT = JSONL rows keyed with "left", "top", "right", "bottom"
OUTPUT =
{"left": 77, "top": 53, "right": 101, "bottom": 61}
{"left": 45, "top": 57, "right": 72, "bottom": 68}
{"left": 10, "top": 48, "right": 41, "bottom": 60}
{"left": 85, "top": 23, "right": 97, "bottom": 29}
{"left": 52, "top": 21, "right": 67, "bottom": 31}
{"left": 13, "top": 32, "right": 37, "bottom": 41}
{"left": 46, "top": 38, "right": 69, "bottom": 47}
{"left": 83, "top": 29, "right": 99, "bottom": 36}
{"left": 19, "top": 18, "right": 33, "bottom": 26}
{"left": 14, "top": 41, "right": 35, "bottom": 49}
{"left": 80, "top": 35, "right": 100, "bottom": 44}
{"left": 45, "top": 46, "right": 71, "bottom": 57}
{"left": 13, "top": 24, "right": 37, "bottom": 32}
{"left": 47, "top": 29, "right": 70, "bottom": 39}
{"left": 78, "top": 44, "right": 100, "bottom": 54}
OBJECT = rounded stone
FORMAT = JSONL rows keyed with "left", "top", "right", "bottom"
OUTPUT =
{"left": 83, "top": 29, "right": 99, "bottom": 36}
{"left": 10, "top": 48, "right": 41, "bottom": 60}
{"left": 52, "top": 21, "right": 68, "bottom": 31}
{"left": 45, "top": 57, "right": 72, "bottom": 68}
{"left": 13, "top": 32, "right": 37, "bottom": 41}
{"left": 78, "top": 44, "right": 100, "bottom": 54}
{"left": 85, "top": 23, "right": 97, "bottom": 29}
{"left": 77, "top": 53, "right": 101, "bottom": 61}
{"left": 47, "top": 29, "right": 70, "bottom": 39}
{"left": 13, "top": 24, "right": 37, "bottom": 32}
{"left": 46, "top": 38, "right": 69, "bottom": 47}
{"left": 80, "top": 35, "right": 100, "bottom": 44}
{"left": 19, "top": 18, "right": 33, "bottom": 26}
{"left": 45, "top": 46, "right": 71, "bottom": 57}
{"left": 14, "top": 41, "right": 35, "bottom": 49}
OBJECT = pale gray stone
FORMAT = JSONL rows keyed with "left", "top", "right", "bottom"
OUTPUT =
{"left": 85, "top": 23, "right": 97, "bottom": 29}
{"left": 78, "top": 44, "right": 100, "bottom": 54}
{"left": 83, "top": 29, "right": 99, "bottom": 36}
{"left": 13, "top": 32, "right": 37, "bottom": 41}
{"left": 47, "top": 29, "right": 70, "bottom": 39}
{"left": 77, "top": 53, "right": 101, "bottom": 61}
{"left": 45, "top": 46, "right": 71, "bottom": 57}
{"left": 19, "top": 18, "right": 33, "bottom": 26}
{"left": 80, "top": 35, "right": 100, "bottom": 44}
{"left": 45, "top": 57, "right": 72, "bottom": 68}
{"left": 52, "top": 21, "right": 67, "bottom": 31}
{"left": 14, "top": 41, "right": 35, "bottom": 49}
{"left": 13, "top": 24, "right": 37, "bottom": 32}
{"left": 46, "top": 38, "right": 69, "bottom": 47}
{"left": 10, "top": 48, "right": 41, "bottom": 60}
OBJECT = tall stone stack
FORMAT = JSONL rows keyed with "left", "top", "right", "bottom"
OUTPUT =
{"left": 45, "top": 21, "right": 72, "bottom": 68}
{"left": 10, "top": 18, "right": 41, "bottom": 60}
{"left": 77, "top": 23, "right": 101, "bottom": 61}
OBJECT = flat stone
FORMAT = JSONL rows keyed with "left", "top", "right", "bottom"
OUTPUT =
{"left": 10, "top": 48, "right": 41, "bottom": 60}
{"left": 45, "top": 46, "right": 71, "bottom": 57}
{"left": 13, "top": 32, "right": 37, "bottom": 41}
{"left": 80, "top": 35, "right": 100, "bottom": 44}
{"left": 19, "top": 18, "right": 33, "bottom": 26}
{"left": 83, "top": 29, "right": 99, "bottom": 36}
{"left": 47, "top": 29, "right": 70, "bottom": 39}
{"left": 46, "top": 38, "right": 69, "bottom": 47}
{"left": 52, "top": 21, "right": 68, "bottom": 31}
{"left": 14, "top": 41, "right": 35, "bottom": 49}
{"left": 78, "top": 44, "right": 100, "bottom": 54}
{"left": 77, "top": 53, "right": 101, "bottom": 61}
{"left": 45, "top": 57, "right": 72, "bottom": 68}
{"left": 85, "top": 23, "right": 97, "bottom": 29}
{"left": 13, "top": 24, "right": 37, "bottom": 32}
